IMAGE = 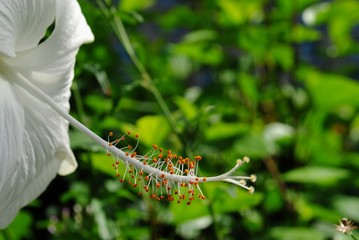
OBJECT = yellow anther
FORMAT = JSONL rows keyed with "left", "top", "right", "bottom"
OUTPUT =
{"left": 250, "top": 174, "right": 257, "bottom": 182}
{"left": 239, "top": 179, "right": 246, "bottom": 185}
{"left": 248, "top": 186, "right": 255, "bottom": 194}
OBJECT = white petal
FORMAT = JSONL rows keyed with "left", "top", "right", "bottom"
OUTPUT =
{"left": 0, "top": 74, "right": 74, "bottom": 228}
{"left": 0, "top": 0, "right": 56, "bottom": 57}
{"left": 2, "top": 0, "right": 93, "bottom": 175}
{"left": 0, "top": 0, "right": 93, "bottom": 228}
{"left": 3, "top": 0, "right": 94, "bottom": 108}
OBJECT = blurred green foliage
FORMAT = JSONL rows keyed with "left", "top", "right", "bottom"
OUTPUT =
{"left": 2, "top": 0, "right": 359, "bottom": 239}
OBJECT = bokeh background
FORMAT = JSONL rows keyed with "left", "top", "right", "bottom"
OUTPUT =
{"left": 1, "top": 0, "right": 359, "bottom": 239}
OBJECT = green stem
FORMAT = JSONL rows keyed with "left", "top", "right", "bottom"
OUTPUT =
{"left": 71, "top": 79, "right": 87, "bottom": 124}
{"left": 96, "top": 0, "right": 180, "bottom": 138}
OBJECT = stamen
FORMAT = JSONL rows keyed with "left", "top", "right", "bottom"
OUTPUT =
{"left": 106, "top": 132, "right": 256, "bottom": 204}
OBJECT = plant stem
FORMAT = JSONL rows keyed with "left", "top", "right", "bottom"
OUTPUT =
{"left": 96, "top": 0, "right": 181, "bottom": 139}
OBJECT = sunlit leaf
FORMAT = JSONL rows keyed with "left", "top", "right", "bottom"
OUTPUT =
{"left": 119, "top": 0, "right": 155, "bottom": 12}
{"left": 333, "top": 196, "right": 359, "bottom": 222}
{"left": 136, "top": 115, "right": 171, "bottom": 147}
{"left": 85, "top": 94, "right": 113, "bottom": 114}
{"left": 210, "top": 184, "right": 263, "bottom": 213}
{"left": 298, "top": 67, "right": 359, "bottom": 109}
{"left": 2, "top": 212, "right": 32, "bottom": 240}
{"left": 174, "top": 96, "right": 199, "bottom": 121}
{"left": 270, "top": 227, "right": 326, "bottom": 240}
{"left": 169, "top": 200, "right": 210, "bottom": 224}
{"left": 284, "top": 166, "right": 350, "bottom": 186}
{"left": 88, "top": 152, "right": 116, "bottom": 176}
{"left": 233, "top": 132, "right": 271, "bottom": 158}
{"left": 205, "top": 122, "right": 248, "bottom": 141}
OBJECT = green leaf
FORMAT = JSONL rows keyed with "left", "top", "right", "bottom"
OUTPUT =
{"left": 291, "top": 25, "right": 321, "bottom": 42}
{"left": 136, "top": 115, "right": 171, "bottom": 147}
{"left": 91, "top": 199, "right": 115, "bottom": 240}
{"left": 233, "top": 132, "right": 271, "bottom": 158}
{"left": 333, "top": 195, "right": 359, "bottom": 222}
{"left": 83, "top": 63, "right": 112, "bottom": 96}
{"left": 270, "top": 44, "right": 294, "bottom": 71}
{"left": 88, "top": 152, "right": 116, "bottom": 177}
{"left": 217, "top": 0, "right": 263, "bottom": 26}
{"left": 174, "top": 96, "right": 198, "bottom": 121}
{"left": 270, "top": 227, "right": 326, "bottom": 240}
{"left": 284, "top": 166, "right": 350, "bottom": 186}
{"left": 211, "top": 184, "right": 263, "bottom": 213}
{"left": 182, "top": 30, "right": 218, "bottom": 43}
{"left": 119, "top": 0, "right": 155, "bottom": 12}
{"left": 85, "top": 94, "right": 113, "bottom": 114}
{"left": 120, "top": 115, "right": 171, "bottom": 148}
{"left": 169, "top": 199, "right": 210, "bottom": 224}
{"left": 328, "top": 1, "right": 359, "bottom": 54}
{"left": 205, "top": 122, "right": 248, "bottom": 141}
{"left": 2, "top": 212, "right": 32, "bottom": 240}
{"left": 69, "top": 130, "right": 102, "bottom": 151}
{"left": 176, "top": 216, "right": 212, "bottom": 239}
{"left": 298, "top": 67, "right": 359, "bottom": 109}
